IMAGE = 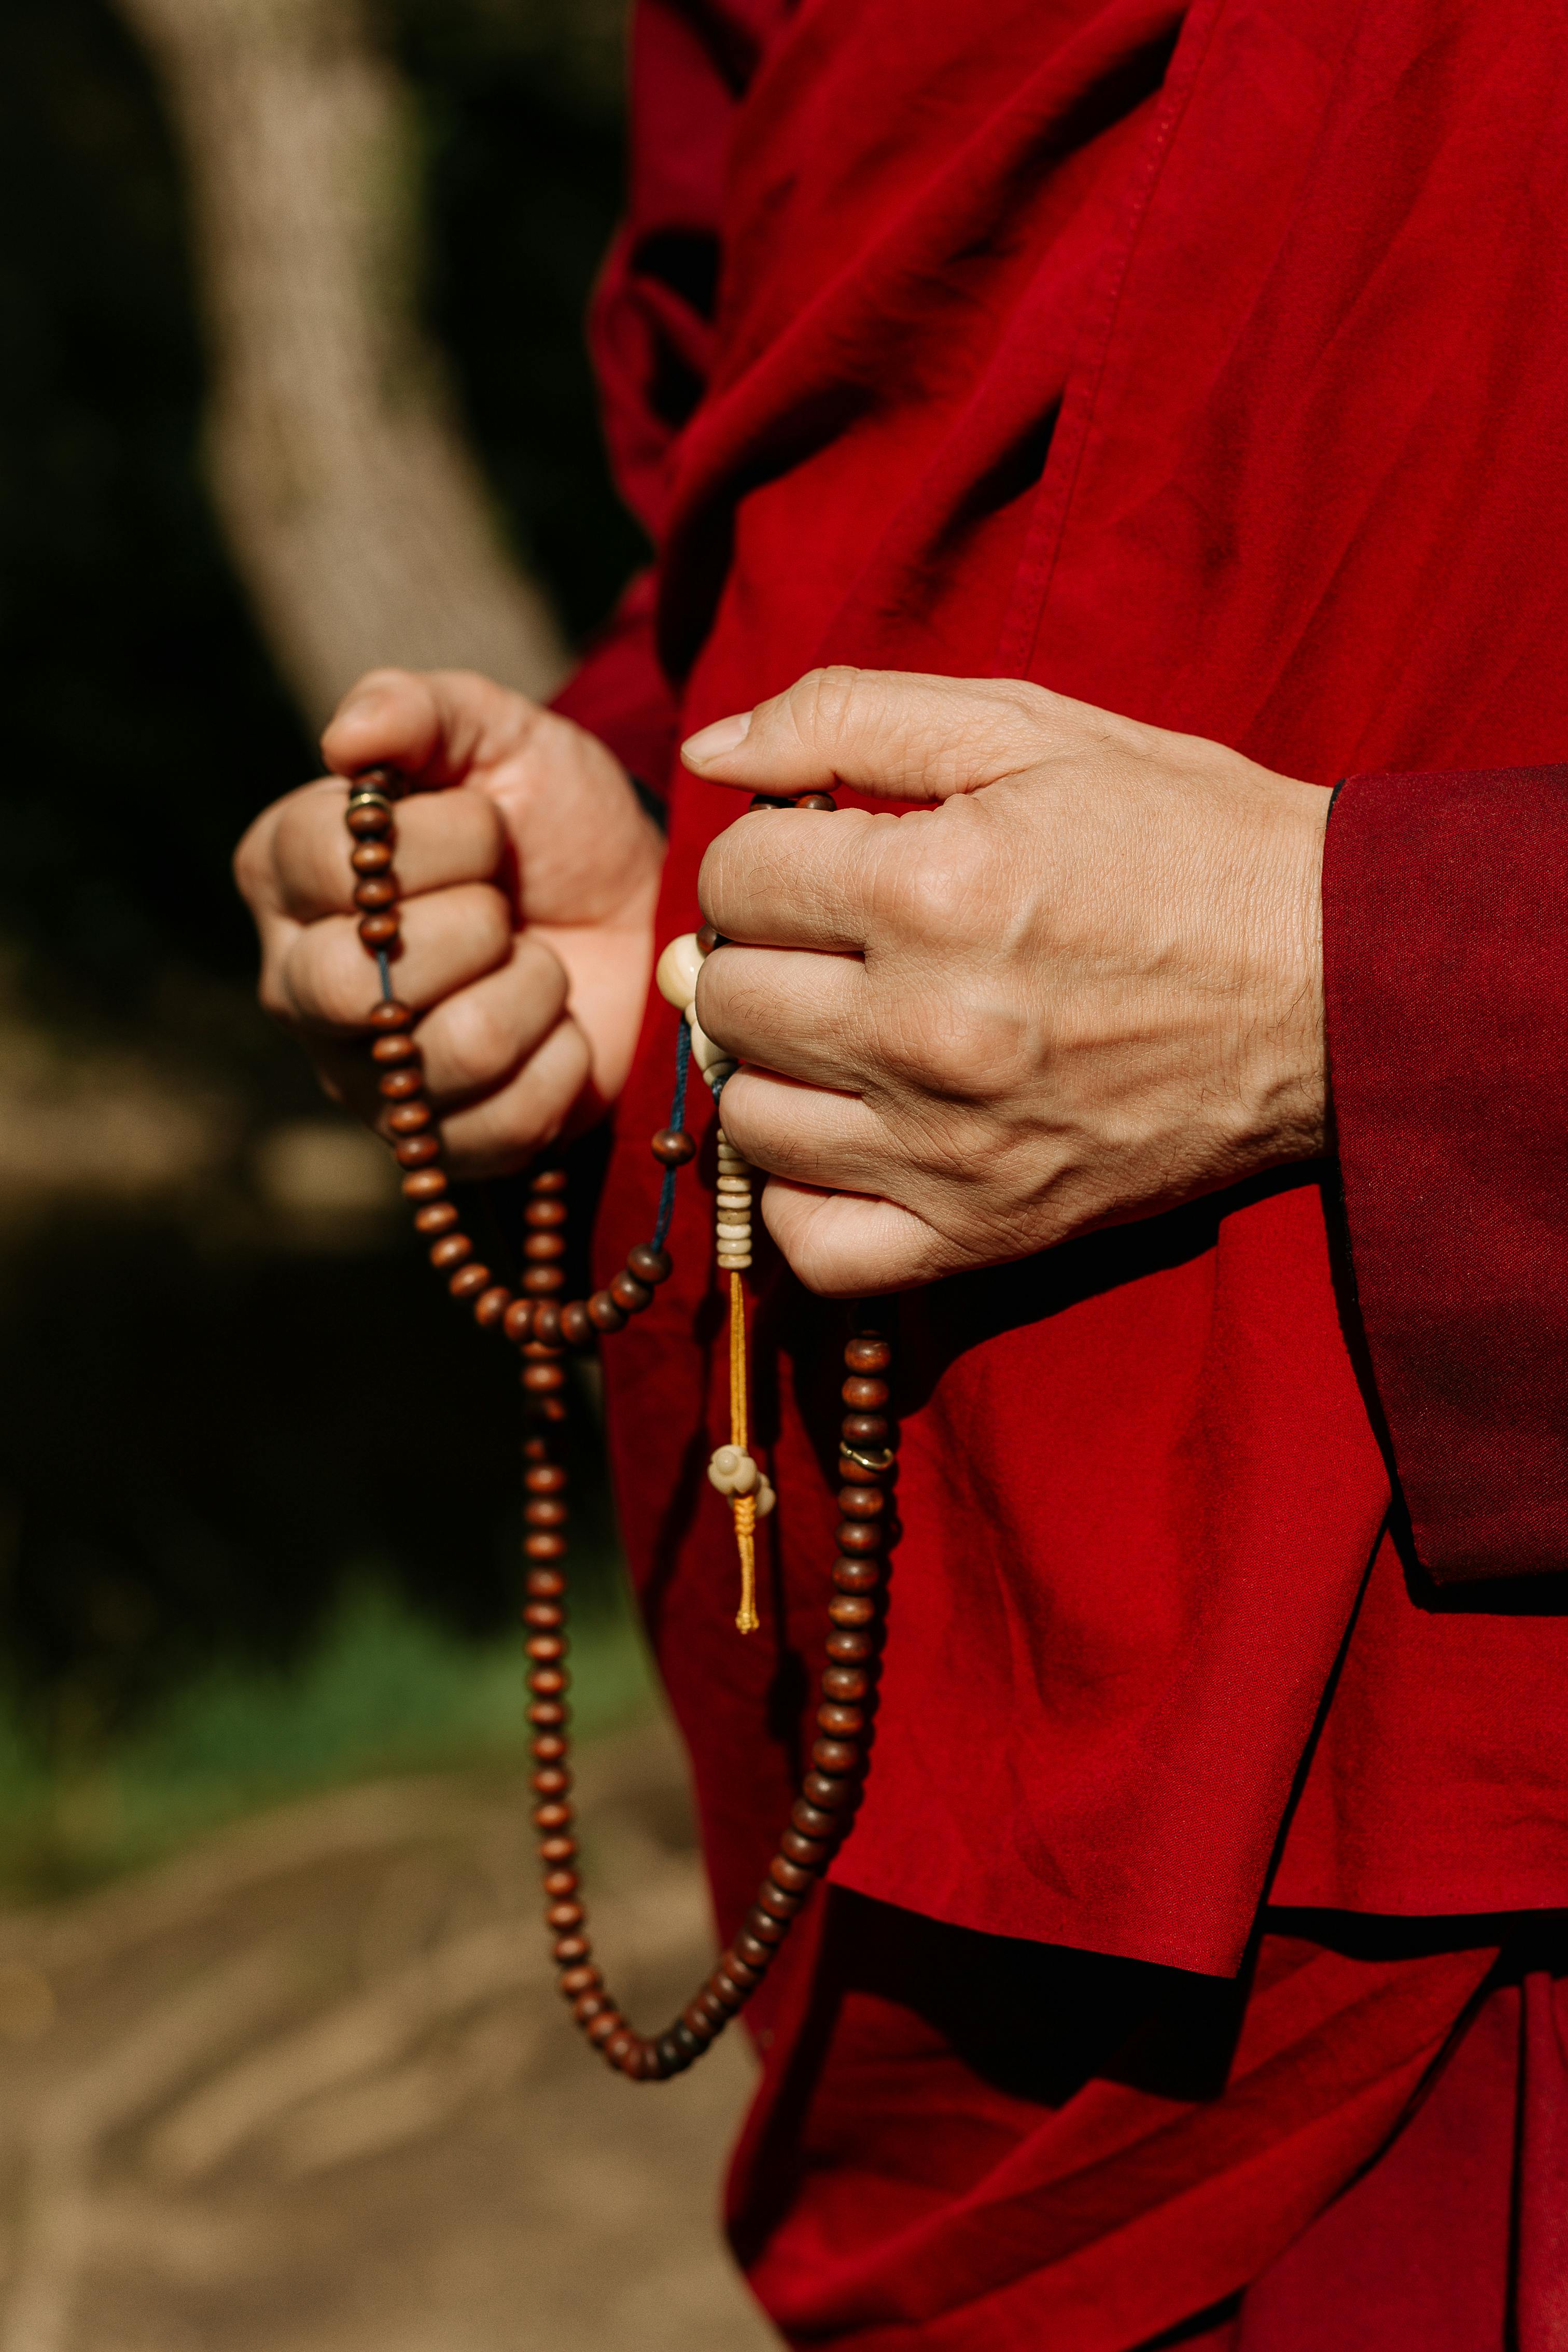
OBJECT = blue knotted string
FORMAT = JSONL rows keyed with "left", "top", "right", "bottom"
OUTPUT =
{"left": 650, "top": 1017, "right": 692, "bottom": 1251}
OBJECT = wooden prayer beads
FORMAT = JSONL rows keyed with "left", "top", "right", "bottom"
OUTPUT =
{"left": 343, "top": 767, "right": 891, "bottom": 2080}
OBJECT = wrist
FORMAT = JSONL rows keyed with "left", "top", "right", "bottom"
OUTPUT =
{"left": 1254, "top": 778, "right": 1331, "bottom": 1165}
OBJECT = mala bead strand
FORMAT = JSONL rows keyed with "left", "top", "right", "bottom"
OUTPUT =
{"left": 343, "top": 771, "right": 885, "bottom": 2083}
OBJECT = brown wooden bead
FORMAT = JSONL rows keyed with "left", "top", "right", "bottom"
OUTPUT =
{"left": 503, "top": 1299, "right": 535, "bottom": 1344}
{"left": 527, "top": 1635, "right": 566, "bottom": 1665}
{"left": 695, "top": 922, "right": 719, "bottom": 955}
{"left": 534, "top": 1801, "right": 571, "bottom": 1831}
{"left": 414, "top": 1201, "right": 459, "bottom": 1234}
{"left": 525, "top": 1497, "right": 568, "bottom": 1528}
{"left": 379, "top": 1066, "right": 424, "bottom": 1100}
{"left": 526, "top": 1568, "right": 566, "bottom": 1599}
{"left": 626, "top": 1244, "right": 672, "bottom": 1286}
{"left": 733, "top": 1933, "right": 773, "bottom": 1972}
{"left": 796, "top": 792, "right": 837, "bottom": 810}
{"left": 780, "top": 1827, "right": 829, "bottom": 1867}
{"left": 811, "top": 1737, "right": 860, "bottom": 1776}
{"left": 803, "top": 1771, "right": 856, "bottom": 1810}
{"left": 833, "top": 1556, "right": 883, "bottom": 1591}
{"left": 827, "top": 1628, "right": 873, "bottom": 1662}
{"left": 839, "top": 1445, "right": 895, "bottom": 1483}
{"left": 845, "top": 1337, "right": 891, "bottom": 1373}
{"left": 449, "top": 1263, "right": 491, "bottom": 1300}
{"left": 552, "top": 1934, "right": 590, "bottom": 1965}
{"left": 351, "top": 839, "right": 393, "bottom": 874}
{"left": 561, "top": 1299, "right": 593, "bottom": 1347}
{"left": 829, "top": 1593, "right": 875, "bottom": 1627}
{"left": 711, "top": 1970, "right": 749, "bottom": 2009}
{"left": 529, "top": 1701, "right": 567, "bottom": 1730}
{"left": 722, "top": 1951, "right": 764, "bottom": 1990}
{"left": 841, "top": 1412, "right": 889, "bottom": 1446}
{"left": 524, "top": 1601, "right": 563, "bottom": 1628}
{"left": 525, "top": 1463, "right": 567, "bottom": 1493}
{"left": 372, "top": 1031, "right": 419, "bottom": 1065}
{"left": 769, "top": 1853, "right": 817, "bottom": 1896}
{"left": 429, "top": 1234, "right": 472, "bottom": 1270}
{"left": 836, "top": 1520, "right": 885, "bottom": 1555}
{"left": 522, "top": 1265, "right": 565, "bottom": 1296}
{"left": 538, "top": 1833, "right": 575, "bottom": 1862}
{"left": 359, "top": 913, "right": 400, "bottom": 947}
{"left": 346, "top": 801, "right": 391, "bottom": 838}
{"left": 587, "top": 1289, "right": 626, "bottom": 1332}
{"left": 542, "top": 1869, "right": 578, "bottom": 1899}
{"left": 837, "top": 1485, "right": 885, "bottom": 1519}
{"left": 572, "top": 1990, "right": 609, "bottom": 2024}
{"left": 522, "top": 1360, "right": 567, "bottom": 1394}
{"left": 368, "top": 998, "right": 413, "bottom": 1030}
{"left": 525, "top": 1533, "right": 568, "bottom": 1561}
{"left": 546, "top": 1899, "right": 584, "bottom": 1933}
{"left": 529, "top": 1671, "right": 567, "bottom": 1699}
{"left": 791, "top": 1798, "right": 839, "bottom": 1841}
{"left": 531, "top": 1301, "right": 563, "bottom": 1350}
{"left": 524, "top": 1195, "right": 569, "bottom": 1228}
{"left": 559, "top": 1965, "right": 599, "bottom": 1998}
{"left": 524, "top": 1230, "right": 567, "bottom": 1262}
{"left": 609, "top": 1269, "right": 652, "bottom": 1312}
{"left": 817, "top": 1703, "right": 864, "bottom": 1737}
{"left": 681, "top": 2001, "right": 718, "bottom": 2042}
{"left": 693, "top": 1990, "right": 729, "bottom": 2031}
{"left": 823, "top": 1665, "right": 871, "bottom": 1702}
{"left": 531, "top": 1732, "right": 567, "bottom": 1761}
{"left": 755, "top": 1881, "right": 803, "bottom": 1922}
{"left": 745, "top": 1905, "right": 788, "bottom": 1944}
{"left": 387, "top": 1101, "right": 432, "bottom": 1134}
{"left": 531, "top": 1167, "right": 569, "bottom": 1193}
{"left": 394, "top": 1134, "right": 439, "bottom": 1168}
{"left": 585, "top": 2010, "right": 623, "bottom": 2047}
{"left": 354, "top": 876, "right": 397, "bottom": 910}
{"left": 650, "top": 1127, "right": 696, "bottom": 1165}
{"left": 842, "top": 1375, "right": 890, "bottom": 1410}
{"left": 473, "top": 1285, "right": 511, "bottom": 1327}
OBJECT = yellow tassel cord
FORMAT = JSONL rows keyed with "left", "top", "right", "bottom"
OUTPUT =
{"left": 730, "top": 1269, "right": 759, "bottom": 1632}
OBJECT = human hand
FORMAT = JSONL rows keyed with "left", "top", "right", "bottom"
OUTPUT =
{"left": 685, "top": 668, "right": 1329, "bottom": 1295}
{"left": 235, "top": 669, "right": 664, "bottom": 1174}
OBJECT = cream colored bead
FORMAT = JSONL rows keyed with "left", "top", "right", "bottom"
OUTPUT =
{"left": 715, "top": 1224, "right": 751, "bottom": 1243}
{"left": 717, "top": 1253, "right": 752, "bottom": 1270}
{"left": 654, "top": 933, "right": 702, "bottom": 1011}
{"left": 754, "top": 1477, "right": 775, "bottom": 1519}
{"left": 707, "top": 1443, "right": 759, "bottom": 1496}
{"left": 688, "top": 1019, "right": 730, "bottom": 1074}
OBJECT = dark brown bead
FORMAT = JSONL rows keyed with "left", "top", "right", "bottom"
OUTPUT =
{"left": 803, "top": 1771, "right": 856, "bottom": 1810}
{"left": 380, "top": 1066, "right": 424, "bottom": 1101}
{"left": 745, "top": 1904, "right": 788, "bottom": 1944}
{"left": 781, "top": 1827, "right": 829, "bottom": 1868}
{"left": 525, "top": 1533, "right": 568, "bottom": 1561}
{"left": 413, "top": 1201, "right": 459, "bottom": 1234}
{"left": 561, "top": 1299, "right": 593, "bottom": 1347}
{"left": 755, "top": 1881, "right": 803, "bottom": 1922}
{"left": 681, "top": 2001, "right": 718, "bottom": 2042}
{"left": 473, "top": 1285, "right": 511, "bottom": 1327}
{"left": 525, "top": 1464, "right": 568, "bottom": 1493}
{"left": 585, "top": 2010, "right": 623, "bottom": 2047}
{"left": 811, "top": 1737, "right": 860, "bottom": 1776}
{"left": 534, "top": 1801, "right": 572, "bottom": 1832}
{"left": 529, "top": 1670, "right": 568, "bottom": 1699}
{"left": 609, "top": 1268, "right": 653, "bottom": 1313}
{"left": 527, "top": 1635, "right": 566, "bottom": 1664}
{"left": 837, "top": 1485, "right": 885, "bottom": 1520}
{"left": 523, "top": 1230, "right": 567, "bottom": 1262}
{"left": 525, "top": 1497, "right": 568, "bottom": 1528}
{"left": 371, "top": 1031, "right": 419, "bottom": 1066}
{"left": 526, "top": 1565, "right": 566, "bottom": 1595}
{"left": 722, "top": 1951, "right": 764, "bottom": 1990}
{"left": 351, "top": 839, "right": 393, "bottom": 874}
{"left": 817, "top": 1703, "right": 864, "bottom": 1738}
{"left": 545, "top": 1899, "right": 583, "bottom": 1932}
{"left": 587, "top": 1289, "right": 627, "bottom": 1333}
{"left": 799, "top": 791, "right": 839, "bottom": 810}
{"left": 733, "top": 1932, "right": 773, "bottom": 1972}
{"left": 531, "top": 1730, "right": 566, "bottom": 1760}
{"left": 531, "top": 1301, "right": 563, "bottom": 1350}
{"left": 368, "top": 998, "right": 413, "bottom": 1031}
{"left": 395, "top": 1133, "right": 440, "bottom": 1167}
{"left": 449, "top": 1263, "right": 490, "bottom": 1300}
{"left": 538, "top": 1832, "right": 575, "bottom": 1861}
{"left": 828, "top": 1593, "right": 875, "bottom": 1627}
{"left": 522, "top": 1265, "right": 565, "bottom": 1296}
{"left": 522, "top": 1360, "right": 567, "bottom": 1395}
{"left": 552, "top": 1934, "right": 590, "bottom": 1965}
{"left": 842, "top": 1375, "right": 890, "bottom": 1410}
{"left": 836, "top": 1520, "right": 885, "bottom": 1555}
{"left": 822, "top": 1665, "right": 871, "bottom": 1702}
{"left": 711, "top": 1970, "right": 748, "bottom": 2009}
{"left": 693, "top": 1990, "right": 729, "bottom": 2031}
{"left": 769, "top": 1853, "right": 817, "bottom": 1896}
{"left": 791, "top": 1798, "right": 839, "bottom": 1841}
{"left": 503, "top": 1299, "right": 535, "bottom": 1344}
{"left": 833, "top": 1556, "right": 883, "bottom": 1592}
{"left": 670, "top": 2021, "right": 707, "bottom": 2063}
{"left": 429, "top": 1234, "right": 472, "bottom": 1271}
{"left": 542, "top": 1869, "right": 577, "bottom": 1899}
{"left": 528, "top": 1695, "right": 567, "bottom": 1726}
{"left": 839, "top": 1445, "right": 895, "bottom": 1483}
{"left": 650, "top": 1127, "right": 696, "bottom": 1165}
{"left": 827, "top": 1628, "right": 873, "bottom": 1662}
{"left": 359, "top": 913, "right": 400, "bottom": 948}
{"left": 695, "top": 922, "right": 719, "bottom": 955}
{"left": 387, "top": 1101, "right": 432, "bottom": 1135}
{"left": 572, "top": 1990, "right": 609, "bottom": 2024}
{"left": 354, "top": 876, "right": 397, "bottom": 911}
{"left": 401, "top": 1167, "right": 447, "bottom": 1201}
{"left": 524, "top": 1196, "right": 569, "bottom": 1228}
{"left": 559, "top": 1965, "right": 599, "bottom": 1998}
{"left": 841, "top": 1412, "right": 889, "bottom": 1446}
{"left": 523, "top": 1600, "right": 563, "bottom": 1627}
{"left": 844, "top": 1336, "right": 892, "bottom": 1374}
{"left": 531, "top": 1166, "right": 569, "bottom": 1193}
{"left": 626, "top": 1243, "right": 672, "bottom": 1285}
{"left": 346, "top": 801, "right": 392, "bottom": 838}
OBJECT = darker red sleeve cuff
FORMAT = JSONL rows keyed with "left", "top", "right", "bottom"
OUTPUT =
{"left": 1323, "top": 765, "right": 1568, "bottom": 1581}
{"left": 550, "top": 570, "right": 679, "bottom": 801}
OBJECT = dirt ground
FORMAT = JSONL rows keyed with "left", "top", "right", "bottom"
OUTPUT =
{"left": 0, "top": 1724, "right": 779, "bottom": 2352}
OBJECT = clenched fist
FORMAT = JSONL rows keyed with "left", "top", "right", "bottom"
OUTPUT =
{"left": 684, "top": 668, "right": 1330, "bottom": 1295}
{"left": 235, "top": 669, "right": 664, "bottom": 1173}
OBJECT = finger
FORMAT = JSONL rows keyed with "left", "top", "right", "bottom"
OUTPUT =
{"left": 715, "top": 1068, "right": 890, "bottom": 1194}
{"left": 698, "top": 805, "right": 892, "bottom": 951}
{"left": 695, "top": 943, "right": 867, "bottom": 1087}
{"left": 681, "top": 666, "right": 1065, "bottom": 802}
{"left": 412, "top": 935, "right": 569, "bottom": 1105}
{"left": 760, "top": 1180, "right": 958, "bottom": 1296}
{"left": 277, "top": 882, "right": 513, "bottom": 1031}
{"left": 320, "top": 667, "right": 544, "bottom": 790}
{"left": 271, "top": 779, "right": 507, "bottom": 922}
{"left": 434, "top": 1016, "right": 592, "bottom": 1179}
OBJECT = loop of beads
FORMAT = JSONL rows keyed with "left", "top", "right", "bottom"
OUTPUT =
{"left": 342, "top": 770, "right": 891, "bottom": 2079}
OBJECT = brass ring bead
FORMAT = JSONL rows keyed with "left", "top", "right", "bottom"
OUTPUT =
{"left": 344, "top": 777, "right": 891, "bottom": 2080}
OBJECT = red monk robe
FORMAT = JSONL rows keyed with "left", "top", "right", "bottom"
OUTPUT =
{"left": 551, "top": 1, "right": 1568, "bottom": 2341}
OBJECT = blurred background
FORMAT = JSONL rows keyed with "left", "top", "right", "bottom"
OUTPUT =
{"left": 0, "top": 1, "right": 770, "bottom": 2342}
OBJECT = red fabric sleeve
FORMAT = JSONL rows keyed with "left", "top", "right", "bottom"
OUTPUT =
{"left": 1322, "top": 766, "right": 1568, "bottom": 1584}
{"left": 550, "top": 0, "right": 790, "bottom": 792}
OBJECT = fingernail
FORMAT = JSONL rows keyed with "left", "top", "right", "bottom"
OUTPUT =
{"left": 682, "top": 710, "right": 752, "bottom": 765}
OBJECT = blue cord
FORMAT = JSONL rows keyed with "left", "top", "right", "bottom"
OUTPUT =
{"left": 650, "top": 1018, "right": 692, "bottom": 1251}
{"left": 375, "top": 948, "right": 394, "bottom": 1003}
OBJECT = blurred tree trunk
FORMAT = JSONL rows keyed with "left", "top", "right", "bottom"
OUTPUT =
{"left": 113, "top": 0, "right": 570, "bottom": 732}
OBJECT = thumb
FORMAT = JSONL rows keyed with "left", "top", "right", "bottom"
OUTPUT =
{"left": 320, "top": 667, "right": 524, "bottom": 791}
{"left": 680, "top": 666, "right": 1055, "bottom": 803}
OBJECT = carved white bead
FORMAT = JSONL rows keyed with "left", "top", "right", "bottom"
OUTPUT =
{"left": 654, "top": 933, "right": 702, "bottom": 1011}
{"left": 689, "top": 1020, "right": 730, "bottom": 1074}
{"left": 707, "top": 1443, "right": 759, "bottom": 1496}
{"left": 715, "top": 1222, "right": 751, "bottom": 1241}
{"left": 754, "top": 1477, "right": 775, "bottom": 1518}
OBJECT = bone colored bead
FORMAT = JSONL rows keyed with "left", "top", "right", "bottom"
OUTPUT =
{"left": 708, "top": 1444, "right": 759, "bottom": 1496}
{"left": 655, "top": 933, "right": 703, "bottom": 1011}
{"left": 688, "top": 1019, "right": 731, "bottom": 1074}
{"left": 755, "top": 1477, "right": 776, "bottom": 1518}
{"left": 715, "top": 1220, "right": 751, "bottom": 1240}
{"left": 717, "top": 1255, "right": 752, "bottom": 1271}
